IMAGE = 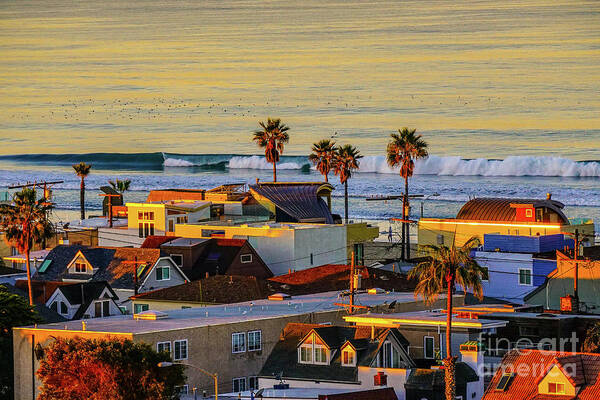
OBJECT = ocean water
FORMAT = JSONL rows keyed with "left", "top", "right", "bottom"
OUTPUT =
{"left": 0, "top": 1, "right": 599, "bottom": 229}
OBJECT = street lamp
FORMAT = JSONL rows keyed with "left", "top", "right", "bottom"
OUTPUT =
{"left": 158, "top": 361, "right": 218, "bottom": 400}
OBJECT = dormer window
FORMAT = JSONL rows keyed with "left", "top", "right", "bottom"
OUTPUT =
{"left": 74, "top": 262, "right": 87, "bottom": 273}
{"left": 548, "top": 382, "right": 565, "bottom": 394}
{"left": 342, "top": 348, "right": 356, "bottom": 367}
{"left": 298, "top": 332, "right": 330, "bottom": 365}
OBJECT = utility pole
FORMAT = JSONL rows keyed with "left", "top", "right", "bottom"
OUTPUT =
{"left": 98, "top": 193, "right": 120, "bottom": 227}
{"left": 574, "top": 229, "right": 579, "bottom": 303}
{"left": 349, "top": 251, "right": 355, "bottom": 314}
{"left": 122, "top": 256, "right": 142, "bottom": 296}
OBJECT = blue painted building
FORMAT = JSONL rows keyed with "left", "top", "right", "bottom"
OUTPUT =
{"left": 465, "top": 234, "right": 573, "bottom": 304}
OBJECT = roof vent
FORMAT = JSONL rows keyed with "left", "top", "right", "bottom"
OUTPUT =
{"left": 134, "top": 310, "right": 169, "bottom": 320}
{"left": 268, "top": 293, "right": 291, "bottom": 301}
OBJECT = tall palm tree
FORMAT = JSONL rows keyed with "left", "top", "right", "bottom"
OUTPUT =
{"left": 333, "top": 144, "right": 362, "bottom": 224}
{"left": 72, "top": 162, "right": 92, "bottom": 220}
{"left": 408, "top": 237, "right": 487, "bottom": 400}
{"left": 308, "top": 139, "right": 337, "bottom": 182}
{"left": 0, "top": 188, "right": 53, "bottom": 305}
{"left": 253, "top": 118, "right": 290, "bottom": 182}
{"left": 108, "top": 178, "right": 131, "bottom": 195}
{"left": 387, "top": 127, "right": 428, "bottom": 260}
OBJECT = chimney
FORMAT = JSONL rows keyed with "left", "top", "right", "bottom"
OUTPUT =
{"left": 205, "top": 272, "right": 210, "bottom": 279}
{"left": 256, "top": 178, "right": 260, "bottom": 185}
{"left": 460, "top": 341, "right": 484, "bottom": 398}
{"left": 373, "top": 371, "right": 387, "bottom": 387}
{"left": 547, "top": 192, "right": 552, "bottom": 200}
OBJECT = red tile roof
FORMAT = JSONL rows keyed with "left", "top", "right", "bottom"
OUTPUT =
{"left": 269, "top": 264, "right": 415, "bottom": 292}
{"left": 483, "top": 350, "right": 600, "bottom": 400}
{"left": 140, "top": 235, "right": 179, "bottom": 249}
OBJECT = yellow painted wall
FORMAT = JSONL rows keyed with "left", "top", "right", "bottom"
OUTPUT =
{"left": 418, "top": 218, "right": 569, "bottom": 248}
{"left": 537, "top": 365, "right": 575, "bottom": 396}
{"left": 126, "top": 203, "right": 166, "bottom": 231}
{"left": 346, "top": 222, "right": 379, "bottom": 261}
{"left": 175, "top": 223, "right": 293, "bottom": 239}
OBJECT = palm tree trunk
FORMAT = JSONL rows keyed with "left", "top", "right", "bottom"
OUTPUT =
{"left": 324, "top": 173, "right": 328, "bottom": 183}
{"left": 401, "top": 183, "right": 406, "bottom": 261}
{"left": 344, "top": 181, "right": 349, "bottom": 224}
{"left": 444, "top": 273, "right": 456, "bottom": 400}
{"left": 405, "top": 177, "right": 411, "bottom": 260}
{"left": 25, "top": 248, "right": 33, "bottom": 306}
{"left": 80, "top": 176, "right": 85, "bottom": 220}
{"left": 272, "top": 162, "right": 277, "bottom": 182}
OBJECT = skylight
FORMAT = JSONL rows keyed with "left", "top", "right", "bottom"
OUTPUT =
{"left": 495, "top": 373, "right": 515, "bottom": 391}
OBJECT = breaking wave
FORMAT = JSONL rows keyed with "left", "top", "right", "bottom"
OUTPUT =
{"left": 1, "top": 153, "right": 599, "bottom": 177}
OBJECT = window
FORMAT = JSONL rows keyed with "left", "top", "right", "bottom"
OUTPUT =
{"left": 170, "top": 254, "right": 183, "bottom": 267}
{"left": 481, "top": 266, "right": 489, "bottom": 282}
{"left": 157, "top": 341, "right": 171, "bottom": 355}
{"left": 60, "top": 302, "right": 68, "bottom": 315}
{"left": 248, "top": 330, "right": 261, "bottom": 351}
{"left": 424, "top": 336, "right": 435, "bottom": 359}
{"left": 519, "top": 269, "right": 532, "bottom": 286}
{"left": 175, "top": 385, "right": 188, "bottom": 395}
{"left": 310, "top": 253, "right": 314, "bottom": 265}
{"left": 342, "top": 349, "right": 355, "bottom": 366}
{"left": 248, "top": 376, "right": 258, "bottom": 391}
{"left": 134, "top": 303, "right": 149, "bottom": 314}
{"left": 74, "top": 262, "right": 87, "bottom": 273}
{"left": 94, "top": 300, "right": 110, "bottom": 318}
{"left": 232, "top": 377, "right": 246, "bottom": 393}
{"left": 232, "top": 332, "right": 246, "bottom": 353}
{"left": 300, "top": 345, "right": 312, "bottom": 363}
{"left": 139, "top": 223, "right": 144, "bottom": 238}
{"left": 548, "top": 382, "right": 565, "bottom": 394}
{"left": 156, "top": 266, "right": 170, "bottom": 281}
{"left": 495, "top": 373, "right": 515, "bottom": 391}
{"left": 140, "top": 222, "right": 155, "bottom": 238}
{"left": 240, "top": 254, "right": 252, "bottom": 263}
{"left": 526, "top": 209, "right": 533, "bottom": 218}
{"left": 314, "top": 346, "right": 327, "bottom": 364}
{"left": 439, "top": 334, "right": 446, "bottom": 358}
{"left": 174, "top": 340, "right": 187, "bottom": 360}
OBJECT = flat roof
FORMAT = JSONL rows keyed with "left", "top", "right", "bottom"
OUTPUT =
{"left": 161, "top": 237, "right": 208, "bottom": 247}
{"left": 16, "top": 290, "right": 428, "bottom": 335}
{"left": 217, "top": 387, "right": 364, "bottom": 399}
{"left": 4, "top": 249, "right": 51, "bottom": 262}
{"left": 344, "top": 310, "right": 508, "bottom": 329}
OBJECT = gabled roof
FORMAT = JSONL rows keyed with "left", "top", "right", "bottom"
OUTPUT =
{"left": 130, "top": 275, "right": 269, "bottom": 304}
{"left": 259, "top": 323, "right": 413, "bottom": 383}
{"left": 33, "top": 245, "right": 115, "bottom": 281}
{"left": 482, "top": 350, "right": 600, "bottom": 400}
{"left": 14, "top": 280, "right": 74, "bottom": 304}
{"left": 456, "top": 197, "right": 568, "bottom": 223}
{"left": 52, "top": 281, "right": 119, "bottom": 320}
{"left": 92, "top": 248, "right": 161, "bottom": 289}
{"left": 249, "top": 182, "right": 334, "bottom": 224}
{"left": 188, "top": 238, "right": 272, "bottom": 280}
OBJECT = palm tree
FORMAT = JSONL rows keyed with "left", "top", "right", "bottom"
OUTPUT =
{"left": 0, "top": 188, "right": 53, "bottom": 305}
{"left": 253, "top": 118, "right": 290, "bottom": 182}
{"left": 408, "top": 237, "right": 487, "bottom": 400}
{"left": 72, "top": 162, "right": 92, "bottom": 220}
{"left": 108, "top": 178, "right": 131, "bottom": 195}
{"left": 308, "top": 139, "right": 337, "bottom": 182}
{"left": 333, "top": 144, "right": 363, "bottom": 224}
{"left": 387, "top": 127, "right": 428, "bottom": 260}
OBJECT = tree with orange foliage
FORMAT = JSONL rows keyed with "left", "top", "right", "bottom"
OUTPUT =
{"left": 37, "top": 337, "right": 185, "bottom": 400}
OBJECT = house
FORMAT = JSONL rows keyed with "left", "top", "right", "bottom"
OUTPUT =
{"left": 0, "top": 283, "right": 66, "bottom": 324}
{"left": 482, "top": 349, "right": 600, "bottom": 400}
{"left": 258, "top": 323, "right": 415, "bottom": 398}
{"left": 2, "top": 249, "right": 50, "bottom": 272}
{"left": 45, "top": 281, "right": 122, "bottom": 319}
{"left": 418, "top": 196, "right": 594, "bottom": 248}
{"left": 525, "top": 251, "right": 600, "bottom": 313}
{"left": 344, "top": 309, "right": 508, "bottom": 362}
{"left": 32, "top": 245, "right": 189, "bottom": 311}
{"left": 175, "top": 222, "right": 348, "bottom": 275}
{"left": 471, "top": 233, "right": 573, "bottom": 303}
{"left": 259, "top": 323, "right": 484, "bottom": 400}
{"left": 130, "top": 275, "right": 273, "bottom": 311}
{"left": 13, "top": 290, "right": 452, "bottom": 400}
{"left": 159, "top": 237, "right": 273, "bottom": 280}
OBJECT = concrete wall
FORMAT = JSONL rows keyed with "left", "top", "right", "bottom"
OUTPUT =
{"left": 98, "top": 227, "right": 146, "bottom": 248}
{"left": 292, "top": 225, "right": 347, "bottom": 273}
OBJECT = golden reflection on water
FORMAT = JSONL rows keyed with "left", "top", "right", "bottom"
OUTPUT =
{"left": 0, "top": 0, "right": 599, "bottom": 158}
